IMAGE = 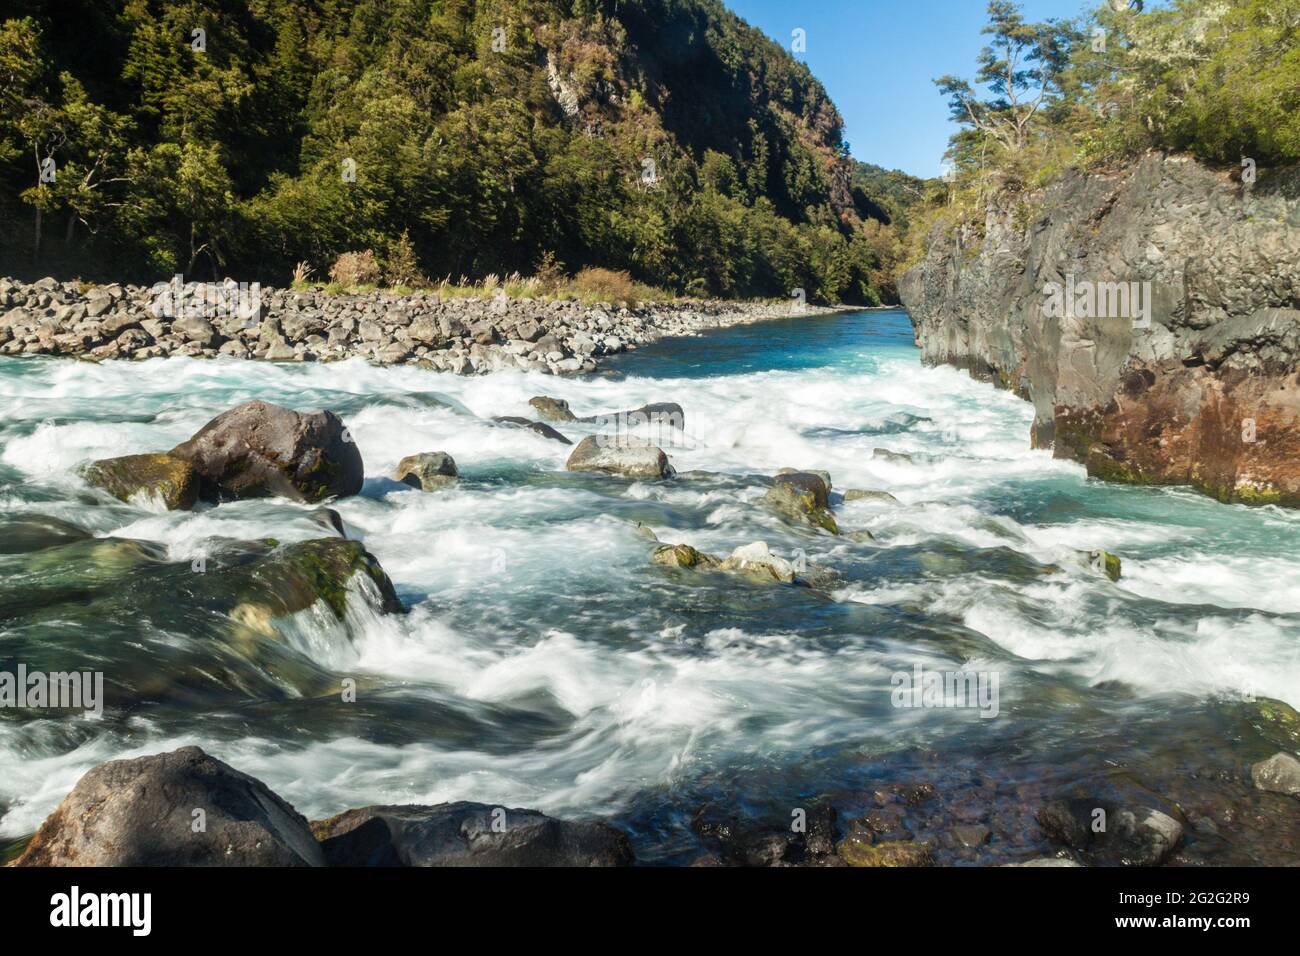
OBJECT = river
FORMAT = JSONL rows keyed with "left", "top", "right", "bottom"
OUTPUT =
{"left": 2, "top": 308, "right": 1297, "bottom": 864}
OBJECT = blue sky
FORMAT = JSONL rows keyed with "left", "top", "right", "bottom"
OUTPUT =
{"left": 724, "top": 0, "right": 1095, "bottom": 178}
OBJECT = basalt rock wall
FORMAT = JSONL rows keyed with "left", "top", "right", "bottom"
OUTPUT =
{"left": 900, "top": 153, "right": 1300, "bottom": 506}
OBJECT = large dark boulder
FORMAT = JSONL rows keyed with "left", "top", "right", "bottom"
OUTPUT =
{"left": 170, "top": 400, "right": 363, "bottom": 503}
{"left": 311, "top": 803, "right": 634, "bottom": 867}
{"left": 13, "top": 747, "right": 325, "bottom": 866}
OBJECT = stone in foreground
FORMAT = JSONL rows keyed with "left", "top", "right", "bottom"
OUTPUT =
{"left": 170, "top": 400, "right": 363, "bottom": 503}
{"left": 393, "top": 451, "right": 459, "bottom": 490}
{"left": 1250, "top": 752, "right": 1300, "bottom": 797}
{"left": 14, "top": 746, "right": 325, "bottom": 866}
{"left": 565, "top": 435, "right": 674, "bottom": 479}
{"left": 81, "top": 452, "right": 199, "bottom": 510}
{"left": 311, "top": 803, "right": 633, "bottom": 867}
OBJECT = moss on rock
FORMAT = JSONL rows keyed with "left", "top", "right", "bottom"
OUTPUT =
{"left": 81, "top": 453, "right": 199, "bottom": 510}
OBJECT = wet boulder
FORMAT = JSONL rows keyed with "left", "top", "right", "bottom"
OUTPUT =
{"left": 528, "top": 396, "right": 577, "bottom": 422}
{"left": 778, "top": 467, "right": 832, "bottom": 492}
{"left": 393, "top": 452, "right": 458, "bottom": 490}
{"left": 81, "top": 452, "right": 199, "bottom": 511}
{"left": 311, "top": 803, "right": 633, "bottom": 867}
{"left": 170, "top": 400, "right": 363, "bottom": 503}
{"left": 565, "top": 435, "right": 675, "bottom": 480}
{"left": 1251, "top": 753, "right": 1300, "bottom": 798}
{"left": 763, "top": 472, "right": 839, "bottom": 534}
{"left": 13, "top": 746, "right": 325, "bottom": 866}
{"left": 651, "top": 543, "right": 720, "bottom": 570}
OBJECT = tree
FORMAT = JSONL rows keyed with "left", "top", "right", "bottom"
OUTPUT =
{"left": 935, "top": 1, "right": 1074, "bottom": 152}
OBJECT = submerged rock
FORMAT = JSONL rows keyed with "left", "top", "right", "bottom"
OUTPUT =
{"left": 528, "top": 396, "right": 577, "bottom": 422}
{"left": 311, "top": 803, "right": 633, "bottom": 867}
{"left": 763, "top": 471, "right": 839, "bottom": 534}
{"left": 492, "top": 416, "right": 572, "bottom": 444}
{"left": 1250, "top": 752, "right": 1300, "bottom": 797}
{"left": 872, "top": 447, "right": 914, "bottom": 464}
{"left": 393, "top": 451, "right": 459, "bottom": 490}
{"left": 690, "top": 803, "right": 842, "bottom": 867}
{"left": 0, "top": 515, "right": 91, "bottom": 554}
{"left": 844, "top": 488, "right": 899, "bottom": 503}
{"left": 837, "top": 821, "right": 934, "bottom": 867}
{"left": 13, "top": 746, "right": 325, "bottom": 866}
{"left": 81, "top": 452, "right": 199, "bottom": 510}
{"left": 170, "top": 400, "right": 363, "bottom": 503}
{"left": 565, "top": 435, "right": 674, "bottom": 479}
{"left": 1002, "top": 857, "right": 1083, "bottom": 867}
{"left": 1036, "top": 798, "right": 1184, "bottom": 866}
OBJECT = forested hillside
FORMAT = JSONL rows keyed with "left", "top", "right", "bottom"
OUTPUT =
{"left": 0, "top": 0, "right": 899, "bottom": 302}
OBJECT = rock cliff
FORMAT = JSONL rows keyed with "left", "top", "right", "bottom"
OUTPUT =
{"left": 900, "top": 153, "right": 1300, "bottom": 506}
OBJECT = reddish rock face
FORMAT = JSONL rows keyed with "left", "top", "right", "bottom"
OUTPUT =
{"left": 900, "top": 153, "right": 1300, "bottom": 508}
{"left": 1054, "top": 362, "right": 1300, "bottom": 506}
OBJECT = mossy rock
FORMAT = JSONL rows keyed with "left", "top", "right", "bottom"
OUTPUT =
{"left": 81, "top": 453, "right": 199, "bottom": 510}
{"left": 1088, "top": 549, "right": 1122, "bottom": 582}
{"left": 763, "top": 472, "right": 839, "bottom": 534}
{"left": 837, "top": 832, "right": 934, "bottom": 868}
{"left": 243, "top": 538, "right": 403, "bottom": 620}
{"left": 651, "top": 543, "right": 720, "bottom": 570}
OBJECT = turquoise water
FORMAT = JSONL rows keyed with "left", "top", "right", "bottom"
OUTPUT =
{"left": 1, "top": 309, "right": 1297, "bottom": 864}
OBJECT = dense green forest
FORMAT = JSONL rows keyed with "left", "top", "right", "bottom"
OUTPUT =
{"left": 909, "top": 0, "right": 1300, "bottom": 262}
{"left": 0, "top": 0, "right": 921, "bottom": 303}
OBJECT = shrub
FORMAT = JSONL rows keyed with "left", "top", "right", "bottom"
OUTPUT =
{"left": 383, "top": 231, "right": 425, "bottom": 288}
{"left": 569, "top": 266, "right": 636, "bottom": 305}
{"left": 328, "top": 250, "right": 381, "bottom": 287}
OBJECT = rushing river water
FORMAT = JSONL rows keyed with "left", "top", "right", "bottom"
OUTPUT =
{"left": 2, "top": 308, "right": 1298, "bottom": 864}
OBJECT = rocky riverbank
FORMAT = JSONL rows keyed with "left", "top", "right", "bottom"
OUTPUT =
{"left": 899, "top": 153, "right": 1300, "bottom": 507}
{"left": 0, "top": 276, "right": 843, "bottom": 375}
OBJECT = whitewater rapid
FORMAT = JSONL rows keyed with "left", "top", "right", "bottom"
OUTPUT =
{"left": 1, "top": 311, "right": 1297, "bottom": 855}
